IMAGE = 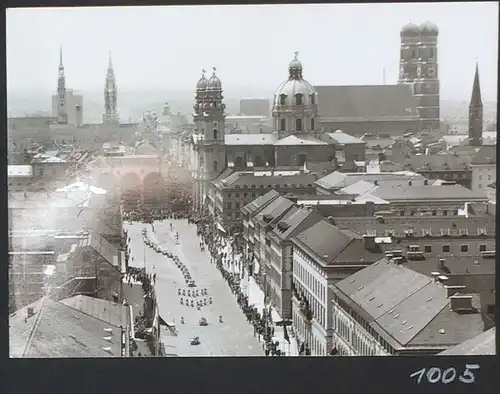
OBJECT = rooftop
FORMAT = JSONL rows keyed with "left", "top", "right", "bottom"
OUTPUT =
{"left": 217, "top": 171, "right": 315, "bottom": 189}
{"left": 8, "top": 165, "right": 33, "bottom": 178}
{"left": 241, "top": 189, "right": 280, "bottom": 217}
{"left": 293, "top": 220, "right": 383, "bottom": 265}
{"left": 324, "top": 130, "right": 365, "bottom": 145}
{"left": 10, "top": 296, "right": 126, "bottom": 358}
{"left": 367, "top": 184, "right": 488, "bottom": 202}
{"left": 253, "top": 196, "right": 294, "bottom": 226}
{"left": 402, "top": 154, "right": 471, "bottom": 172}
{"left": 274, "top": 134, "right": 328, "bottom": 146}
{"left": 224, "top": 133, "right": 277, "bottom": 146}
{"left": 333, "top": 259, "right": 485, "bottom": 349}
{"left": 333, "top": 215, "right": 496, "bottom": 238}
{"left": 269, "top": 206, "right": 321, "bottom": 241}
{"left": 315, "top": 170, "right": 425, "bottom": 190}
{"left": 438, "top": 327, "right": 495, "bottom": 355}
{"left": 471, "top": 145, "right": 497, "bottom": 165}
{"left": 315, "top": 85, "right": 418, "bottom": 122}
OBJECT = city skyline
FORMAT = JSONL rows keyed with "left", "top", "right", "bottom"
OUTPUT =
{"left": 6, "top": 2, "right": 499, "bottom": 102}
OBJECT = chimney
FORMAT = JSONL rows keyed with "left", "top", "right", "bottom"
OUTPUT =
{"left": 363, "top": 234, "right": 376, "bottom": 250}
{"left": 374, "top": 180, "right": 379, "bottom": 186}
{"left": 287, "top": 194, "right": 298, "bottom": 204}
{"left": 430, "top": 271, "right": 441, "bottom": 281}
{"left": 408, "top": 180, "right": 412, "bottom": 186}
{"left": 444, "top": 285, "right": 467, "bottom": 298}
{"left": 263, "top": 214, "right": 273, "bottom": 223}
{"left": 449, "top": 295, "right": 474, "bottom": 313}
{"left": 424, "top": 179, "right": 428, "bottom": 185}
{"left": 365, "top": 201, "right": 375, "bottom": 216}
{"left": 27, "top": 307, "right": 35, "bottom": 319}
{"left": 75, "top": 105, "right": 83, "bottom": 126}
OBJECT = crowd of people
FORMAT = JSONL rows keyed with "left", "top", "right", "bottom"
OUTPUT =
{"left": 193, "top": 212, "right": 285, "bottom": 356}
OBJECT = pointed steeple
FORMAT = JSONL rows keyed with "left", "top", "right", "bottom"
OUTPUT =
{"left": 59, "top": 46, "right": 64, "bottom": 69}
{"left": 57, "top": 46, "right": 68, "bottom": 124}
{"left": 470, "top": 62, "right": 482, "bottom": 108}
{"left": 468, "top": 61, "right": 483, "bottom": 147}
{"left": 103, "top": 50, "right": 118, "bottom": 124}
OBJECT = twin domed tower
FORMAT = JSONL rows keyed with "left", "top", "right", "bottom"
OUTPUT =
{"left": 398, "top": 21, "right": 440, "bottom": 132}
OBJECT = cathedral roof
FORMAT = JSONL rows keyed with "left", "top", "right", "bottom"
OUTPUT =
{"left": 196, "top": 70, "right": 208, "bottom": 90}
{"left": 470, "top": 63, "right": 482, "bottom": 107}
{"left": 315, "top": 85, "right": 418, "bottom": 122}
{"left": 274, "top": 135, "right": 327, "bottom": 146}
{"left": 419, "top": 21, "right": 439, "bottom": 36}
{"left": 224, "top": 133, "right": 277, "bottom": 146}
{"left": 207, "top": 67, "right": 222, "bottom": 90}
{"left": 400, "top": 22, "right": 420, "bottom": 37}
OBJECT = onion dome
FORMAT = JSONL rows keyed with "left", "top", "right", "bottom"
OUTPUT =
{"left": 196, "top": 69, "right": 207, "bottom": 91}
{"left": 273, "top": 52, "right": 317, "bottom": 106}
{"left": 400, "top": 22, "right": 420, "bottom": 37}
{"left": 420, "top": 21, "right": 439, "bottom": 36}
{"left": 207, "top": 67, "right": 222, "bottom": 90}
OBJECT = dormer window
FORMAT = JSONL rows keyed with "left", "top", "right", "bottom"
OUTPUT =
{"left": 295, "top": 94, "right": 303, "bottom": 106}
{"left": 280, "top": 94, "right": 287, "bottom": 105}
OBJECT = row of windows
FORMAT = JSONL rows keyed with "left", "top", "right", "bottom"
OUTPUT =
{"left": 278, "top": 93, "right": 315, "bottom": 106}
{"left": 400, "top": 209, "right": 459, "bottom": 216}
{"left": 478, "top": 175, "right": 494, "bottom": 181}
{"left": 292, "top": 314, "right": 326, "bottom": 356}
{"left": 279, "top": 118, "right": 314, "bottom": 132}
{"left": 293, "top": 280, "right": 326, "bottom": 327}
{"left": 294, "top": 259, "right": 326, "bottom": 304}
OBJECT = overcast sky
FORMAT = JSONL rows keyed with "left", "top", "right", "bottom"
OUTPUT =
{"left": 6, "top": 3, "right": 498, "bottom": 101}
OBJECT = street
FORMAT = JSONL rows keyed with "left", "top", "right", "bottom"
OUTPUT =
{"left": 124, "top": 219, "right": 263, "bottom": 356}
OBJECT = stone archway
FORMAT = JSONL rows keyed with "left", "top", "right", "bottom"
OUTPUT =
{"left": 143, "top": 172, "right": 166, "bottom": 209}
{"left": 121, "top": 172, "right": 142, "bottom": 210}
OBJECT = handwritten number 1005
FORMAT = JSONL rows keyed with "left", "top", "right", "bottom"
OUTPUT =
{"left": 410, "top": 364, "right": 480, "bottom": 384}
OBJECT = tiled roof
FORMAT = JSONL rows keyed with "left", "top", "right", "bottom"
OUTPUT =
{"left": 60, "top": 295, "right": 128, "bottom": 328}
{"left": 471, "top": 145, "right": 497, "bottom": 165}
{"left": 293, "top": 220, "right": 384, "bottom": 265}
{"left": 333, "top": 215, "right": 496, "bottom": 238}
{"left": 274, "top": 135, "right": 328, "bottom": 146}
{"left": 334, "top": 259, "right": 485, "bottom": 348}
{"left": 315, "top": 85, "right": 418, "bottom": 121}
{"left": 325, "top": 130, "right": 365, "bottom": 145}
{"left": 368, "top": 184, "right": 488, "bottom": 201}
{"left": 220, "top": 173, "right": 316, "bottom": 189}
{"left": 10, "top": 297, "right": 124, "bottom": 358}
{"left": 225, "top": 133, "right": 277, "bottom": 146}
{"left": 337, "top": 180, "right": 377, "bottom": 196}
{"left": 270, "top": 206, "right": 321, "bottom": 241}
{"left": 242, "top": 190, "right": 280, "bottom": 216}
{"left": 254, "top": 196, "right": 294, "bottom": 226}
{"left": 438, "top": 327, "right": 495, "bottom": 355}
{"left": 315, "top": 171, "right": 425, "bottom": 190}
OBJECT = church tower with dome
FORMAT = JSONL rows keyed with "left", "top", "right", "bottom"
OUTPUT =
{"left": 399, "top": 21, "right": 440, "bottom": 133}
{"left": 272, "top": 52, "right": 319, "bottom": 138}
{"left": 192, "top": 68, "right": 227, "bottom": 211}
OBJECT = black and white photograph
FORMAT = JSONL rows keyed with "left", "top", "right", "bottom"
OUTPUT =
{"left": 7, "top": 2, "right": 497, "bottom": 359}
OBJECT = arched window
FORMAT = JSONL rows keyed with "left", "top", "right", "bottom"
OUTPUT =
{"left": 310, "top": 94, "right": 315, "bottom": 105}
{"left": 311, "top": 118, "right": 315, "bottom": 130}
{"left": 251, "top": 185, "right": 256, "bottom": 188}
{"left": 213, "top": 129, "right": 218, "bottom": 140}
{"left": 235, "top": 185, "right": 241, "bottom": 189}
{"left": 296, "top": 118, "right": 302, "bottom": 131}
{"left": 280, "top": 119, "right": 286, "bottom": 131}
{"left": 295, "top": 94, "right": 303, "bottom": 106}
{"left": 213, "top": 161, "right": 218, "bottom": 172}
{"left": 243, "top": 185, "right": 248, "bottom": 189}
{"left": 279, "top": 94, "right": 287, "bottom": 105}
{"left": 291, "top": 184, "right": 297, "bottom": 188}
{"left": 199, "top": 157, "right": 204, "bottom": 167}
{"left": 267, "top": 185, "right": 272, "bottom": 188}
{"left": 284, "top": 184, "right": 289, "bottom": 188}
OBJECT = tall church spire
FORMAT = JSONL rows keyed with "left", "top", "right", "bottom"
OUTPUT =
{"left": 469, "top": 62, "right": 483, "bottom": 147}
{"left": 103, "top": 51, "right": 118, "bottom": 124}
{"left": 470, "top": 62, "right": 482, "bottom": 107}
{"left": 57, "top": 46, "right": 68, "bottom": 124}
